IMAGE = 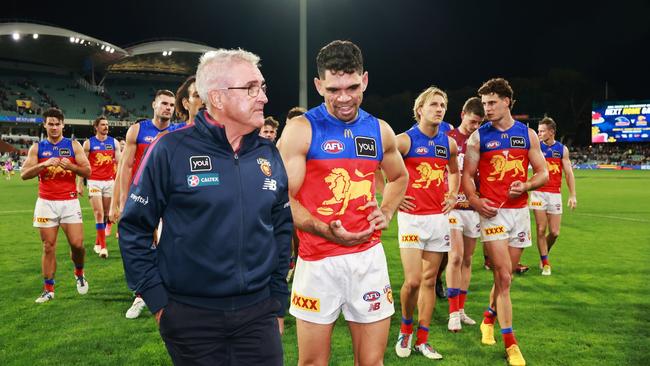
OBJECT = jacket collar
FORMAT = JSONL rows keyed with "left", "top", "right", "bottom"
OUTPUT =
{"left": 194, "top": 110, "right": 265, "bottom": 154}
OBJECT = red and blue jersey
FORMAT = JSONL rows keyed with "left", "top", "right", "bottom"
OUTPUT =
{"left": 89, "top": 136, "right": 117, "bottom": 181}
{"left": 402, "top": 125, "right": 450, "bottom": 215}
{"left": 477, "top": 121, "right": 530, "bottom": 208}
{"left": 131, "top": 120, "right": 169, "bottom": 181}
{"left": 538, "top": 141, "right": 564, "bottom": 193}
{"left": 297, "top": 104, "right": 383, "bottom": 261}
{"left": 37, "top": 138, "right": 78, "bottom": 200}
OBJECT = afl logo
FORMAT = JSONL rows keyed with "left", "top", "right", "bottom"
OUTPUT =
{"left": 42, "top": 151, "right": 52, "bottom": 157}
{"left": 321, "top": 140, "right": 345, "bottom": 154}
{"left": 144, "top": 136, "right": 155, "bottom": 143}
{"left": 187, "top": 175, "right": 200, "bottom": 187}
{"left": 486, "top": 140, "right": 500, "bottom": 149}
{"left": 363, "top": 291, "right": 381, "bottom": 302}
{"left": 415, "top": 147, "right": 428, "bottom": 155}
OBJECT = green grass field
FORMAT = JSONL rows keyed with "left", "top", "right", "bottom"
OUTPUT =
{"left": 1, "top": 170, "right": 649, "bottom": 365}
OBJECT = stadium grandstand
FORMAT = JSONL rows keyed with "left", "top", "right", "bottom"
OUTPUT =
{"left": 0, "top": 21, "right": 217, "bottom": 161}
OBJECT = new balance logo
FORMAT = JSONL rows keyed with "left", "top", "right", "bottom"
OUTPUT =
{"left": 262, "top": 178, "right": 277, "bottom": 191}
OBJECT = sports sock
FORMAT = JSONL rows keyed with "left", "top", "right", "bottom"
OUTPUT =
{"left": 459, "top": 289, "right": 468, "bottom": 310}
{"left": 501, "top": 327, "right": 517, "bottom": 348}
{"left": 483, "top": 306, "right": 497, "bottom": 325}
{"left": 74, "top": 266, "right": 84, "bottom": 278}
{"left": 447, "top": 287, "right": 460, "bottom": 314}
{"left": 400, "top": 317, "right": 413, "bottom": 334}
{"left": 415, "top": 324, "right": 429, "bottom": 346}
{"left": 541, "top": 255, "right": 550, "bottom": 266}
{"left": 44, "top": 278, "right": 55, "bottom": 292}
{"left": 96, "top": 223, "right": 106, "bottom": 248}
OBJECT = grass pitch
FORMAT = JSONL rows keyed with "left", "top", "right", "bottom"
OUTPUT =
{"left": 0, "top": 169, "right": 649, "bottom": 365}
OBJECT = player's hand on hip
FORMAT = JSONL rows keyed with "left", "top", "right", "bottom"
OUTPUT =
{"left": 277, "top": 317, "right": 285, "bottom": 335}
{"left": 442, "top": 195, "right": 457, "bottom": 214}
{"left": 362, "top": 200, "right": 388, "bottom": 230}
{"left": 155, "top": 308, "right": 164, "bottom": 326}
{"left": 398, "top": 195, "right": 416, "bottom": 212}
{"left": 328, "top": 220, "right": 375, "bottom": 246}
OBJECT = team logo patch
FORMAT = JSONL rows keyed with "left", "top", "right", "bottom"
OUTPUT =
{"left": 90, "top": 188, "right": 101, "bottom": 194}
{"left": 531, "top": 201, "right": 543, "bottom": 206}
{"left": 510, "top": 136, "right": 526, "bottom": 148}
{"left": 292, "top": 293, "right": 320, "bottom": 312}
{"left": 363, "top": 291, "right": 381, "bottom": 302}
{"left": 484, "top": 226, "right": 505, "bottom": 235}
{"left": 552, "top": 150, "right": 561, "bottom": 158}
{"left": 144, "top": 136, "right": 155, "bottom": 143}
{"left": 93, "top": 146, "right": 100, "bottom": 150}
{"left": 321, "top": 140, "right": 345, "bottom": 154}
{"left": 189, "top": 156, "right": 212, "bottom": 172}
{"left": 435, "top": 145, "right": 448, "bottom": 158}
{"left": 105, "top": 144, "right": 113, "bottom": 150}
{"left": 58, "top": 148, "right": 71, "bottom": 157}
{"left": 42, "top": 151, "right": 52, "bottom": 157}
{"left": 355, "top": 136, "right": 377, "bottom": 158}
{"left": 34, "top": 217, "right": 49, "bottom": 223}
{"left": 368, "top": 302, "right": 381, "bottom": 312}
{"left": 401, "top": 234, "right": 419, "bottom": 243}
{"left": 384, "top": 285, "right": 393, "bottom": 304}
{"left": 257, "top": 158, "right": 272, "bottom": 176}
{"left": 449, "top": 217, "right": 458, "bottom": 224}
{"left": 415, "top": 146, "right": 429, "bottom": 155}
{"left": 187, "top": 173, "right": 220, "bottom": 187}
{"left": 316, "top": 168, "right": 374, "bottom": 216}
{"left": 262, "top": 178, "right": 277, "bottom": 191}
{"left": 486, "top": 140, "right": 501, "bottom": 149}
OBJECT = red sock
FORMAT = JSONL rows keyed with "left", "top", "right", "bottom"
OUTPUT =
{"left": 483, "top": 308, "right": 496, "bottom": 325}
{"left": 541, "top": 257, "right": 550, "bottom": 266}
{"left": 400, "top": 321, "right": 413, "bottom": 335}
{"left": 502, "top": 331, "right": 517, "bottom": 348}
{"left": 415, "top": 324, "right": 429, "bottom": 346}
{"left": 97, "top": 228, "right": 106, "bottom": 249}
{"left": 448, "top": 295, "right": 460, "bottom": 314}
{"left": 459, "top": 291, "right": 467, "bottom": 310}
{"left": 74, "top": 268, "right": 84, "bottom": 277}
{"left": 44, "top": 279, "right": 55, "bottom": 293}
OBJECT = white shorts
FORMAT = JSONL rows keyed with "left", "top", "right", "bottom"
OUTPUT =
{"left": 33, "top": 198, "right": 83, "bottom": 228}
{"left": 289, "top": 244, "right": 394, "bottom": 324}
{"left": 529, "top": 191, "right": 562, "bottom": 214}
{"left": 479, "top": 208, "right": 531, "bottom": 248}
{"left": 448, "top": 209, "right": 481, "bottom": 238}
{"left": 87, "top": 179, "right": 114, "bottom": 198}
{"left": 398, "top": 211, "right": 450, "bottom": 252}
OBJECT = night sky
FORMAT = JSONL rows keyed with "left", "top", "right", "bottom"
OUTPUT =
{"left": 4, "top": 0, "right": 650, "bottom": 142}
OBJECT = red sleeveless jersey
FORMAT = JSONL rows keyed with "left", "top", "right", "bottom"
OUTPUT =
{"left": 89, "top": 136, "right": 117, "bottom": 180}
{"left": 296, "top": 104, "right": 383, "bottom": 261}
{"left": 37, "top": 138, "right": 78, "bottom": 200}
{"left": 447, "top": 128, "right": 476, "bottom": 210}
{"left": 477, "top": 121, "right": 530, "bottom": 209}
{"left": 537, "top": 141, "right": 564, "bottom": 193}
{"left": 401, "top": 125, "right": 450, "bottom": 215}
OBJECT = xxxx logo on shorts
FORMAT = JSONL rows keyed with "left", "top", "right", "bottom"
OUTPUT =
{"left": 401, "top": 234, "right": 419, "bottom": 243}
{"left": 34, "top": 217, "right": 49, "bottom": 223}
{"left": 484, "top": 226, "right": 505, "bottom": 235}
{"left": 292, "top": 293, "right": 320, "bottom": 312}
{"left": 449, "top": 217, "right": 458, "bottom": 224}
{"left": 531, "top": 201, "right": 542, "bottom": 206}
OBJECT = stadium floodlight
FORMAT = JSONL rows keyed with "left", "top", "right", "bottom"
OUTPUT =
{"left": 101, "top": 44, "right": 105, "bottom": 50}
{"left": 162, "top": 51, "right": 168, "bottom": 56}
{"left": 74, "top": 38, "right": 80, "bottom": 43}
{"left": 109, "top": 48, "right": 114, "bottom": 53}
{"left": 69, "top": 36, "right": 75, "bottom": 43}
{"left": 32, "top": 34, "right": 39, "bottom": 39}
{"left": 12, "top": 32, "right": 20, "bottom": 40}
{"left": 168, "top": 51, "right": 173, "bottom": 56}
{"left": 80, "top": 39, "right": 85, "bottom": 45}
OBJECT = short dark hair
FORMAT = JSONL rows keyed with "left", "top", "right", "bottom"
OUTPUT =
{"left": 154, "top": 89, "right": 175, "bottom": 100}
{"left": 175, "top": 76, "right": 196, "bottom": 122}
{"left": 477, "top": 78, "right": 515, "bottom": 109}
{"left": 43, "top": 107, "right": 64, "bottom": 122}
{"left": 286, "top": 106, "right": 307, "bottom": 120}
{"left": 93, "top": 115, "right": 108, "bottom": 128}
{"left": 539, "top": 116, "right": 557, "bottom": 132}
{"left": 462, "top": 97, "right": 485, "bottom": 118}
{"left": 264, "top": 116, "right": 279, "bottom": 129}
{"left": 316, "top": 40, "right": 364, "bottom": 79}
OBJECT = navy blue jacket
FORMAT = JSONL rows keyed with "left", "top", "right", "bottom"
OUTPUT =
{"left": 118, "top": 110, "right": 293, "bottom": 316}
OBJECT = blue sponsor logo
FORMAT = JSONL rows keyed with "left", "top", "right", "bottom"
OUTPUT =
{"left": 187, "top": 173, "right": 220, "bottom": 187}
{"left": 363, "top": 291, "right": 381, "bottom": 302}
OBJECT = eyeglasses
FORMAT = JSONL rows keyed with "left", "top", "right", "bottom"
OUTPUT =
{"left": 216, "top": 83, "right": 267, "bottom": 98}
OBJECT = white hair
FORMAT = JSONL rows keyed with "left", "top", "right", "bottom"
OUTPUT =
{"left": 195, "top": 48, "right": 261, "bottom": 103}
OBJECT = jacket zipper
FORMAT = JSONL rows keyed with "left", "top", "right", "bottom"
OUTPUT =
{"left": 234, "top": 152, "right": 246, "bottom": 295}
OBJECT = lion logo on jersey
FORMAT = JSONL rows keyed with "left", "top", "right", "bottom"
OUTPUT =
{"left": 44, "top": 165, "right": 72, "bottom": 180}
{"left": 317, "top": 168, "right": 374, "bottom": 216}
{"left": 94, "top": 153, "right": 113, "bottom": 166}
{"left": 412, "top": 162, "right": 445, "bottom": 189}
{"left": 487, "top": 154, "right": 525, "bottom": 181}
{"left": 546, "top": 161, "right": 560, "bottom": 175}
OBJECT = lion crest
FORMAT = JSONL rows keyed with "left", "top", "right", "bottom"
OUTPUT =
{"left": 412, "top": 162, "right": 445, "bottom": 189}
{"left": 44, "top": 165, "right": 72, "bottom": 180}
{"left": 94, "top": 153, "right": 113, "bottom": 166}
{"left": 317, "top": 168, "right": 374, "bottom": 216}
{"left": 487, "top": 154, "right": 525, "bottom": 181}
{"left": 546, "top": 161, "right": 560, "bottom": 175}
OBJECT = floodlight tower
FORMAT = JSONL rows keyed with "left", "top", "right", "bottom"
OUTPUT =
{"left": 299, "top": 0, "right": 307, "bottom": 108}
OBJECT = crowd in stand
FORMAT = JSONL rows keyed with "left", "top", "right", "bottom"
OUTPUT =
{"left": 570, "top": 143, "right": 650, "bottom": 165}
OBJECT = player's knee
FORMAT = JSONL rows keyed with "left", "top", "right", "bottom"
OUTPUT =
{"left": 69, "top": 239, "right": 85, "bottom": 250}
{"left": 403, "top": 277, "right": 422, "bottom": 292}
{"left": 448, "top": 253, "right": 462, "bottom": 268}
{"left": 536, "top": 225, "right": 547, "bottom": 237}
{"left": 42, "top": 240, "right": 56, "bottom": 253}
{"left": 461, "top": 256, "right": 473, "bottom": 269}
{"left": 495, "top": 269, "right": 512, "bottom": 289}
{"left": 549, "top": 228, "right": 560, "bottom": 239}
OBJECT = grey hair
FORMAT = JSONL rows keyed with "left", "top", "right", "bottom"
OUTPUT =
{"left": 195, "top": 48, "right": 261, "bottom": 103}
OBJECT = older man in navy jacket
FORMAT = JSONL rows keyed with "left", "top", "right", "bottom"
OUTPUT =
{"left": 119, "top": 48, "right": 292, "bottom": 366}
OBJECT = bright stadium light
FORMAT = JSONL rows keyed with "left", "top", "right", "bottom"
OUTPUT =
{"left": 12, "top": 32, "right": 20, "bottom": 40}
{"left": 69, "top": 36, "right": 75, "bottom": 43}
{"left": 168, "top": 51, "right": 173, "bottom": 56}
{"left": 101, "top": 44, "right": 105, "bottom": 50}
{"left": 74, "top": 38, "right": 80, "bottom": 43}
{"left": 32, "top": 34, "right": 39, "bottom": 39}
{"left": 163, "top": 51, "right": 168, "bottom": 56}
{"left": 80, "top": 39, "right": 85, "bottom": 44}
{"left": 109, "top": 48, "right": 114, "bottom": 53}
